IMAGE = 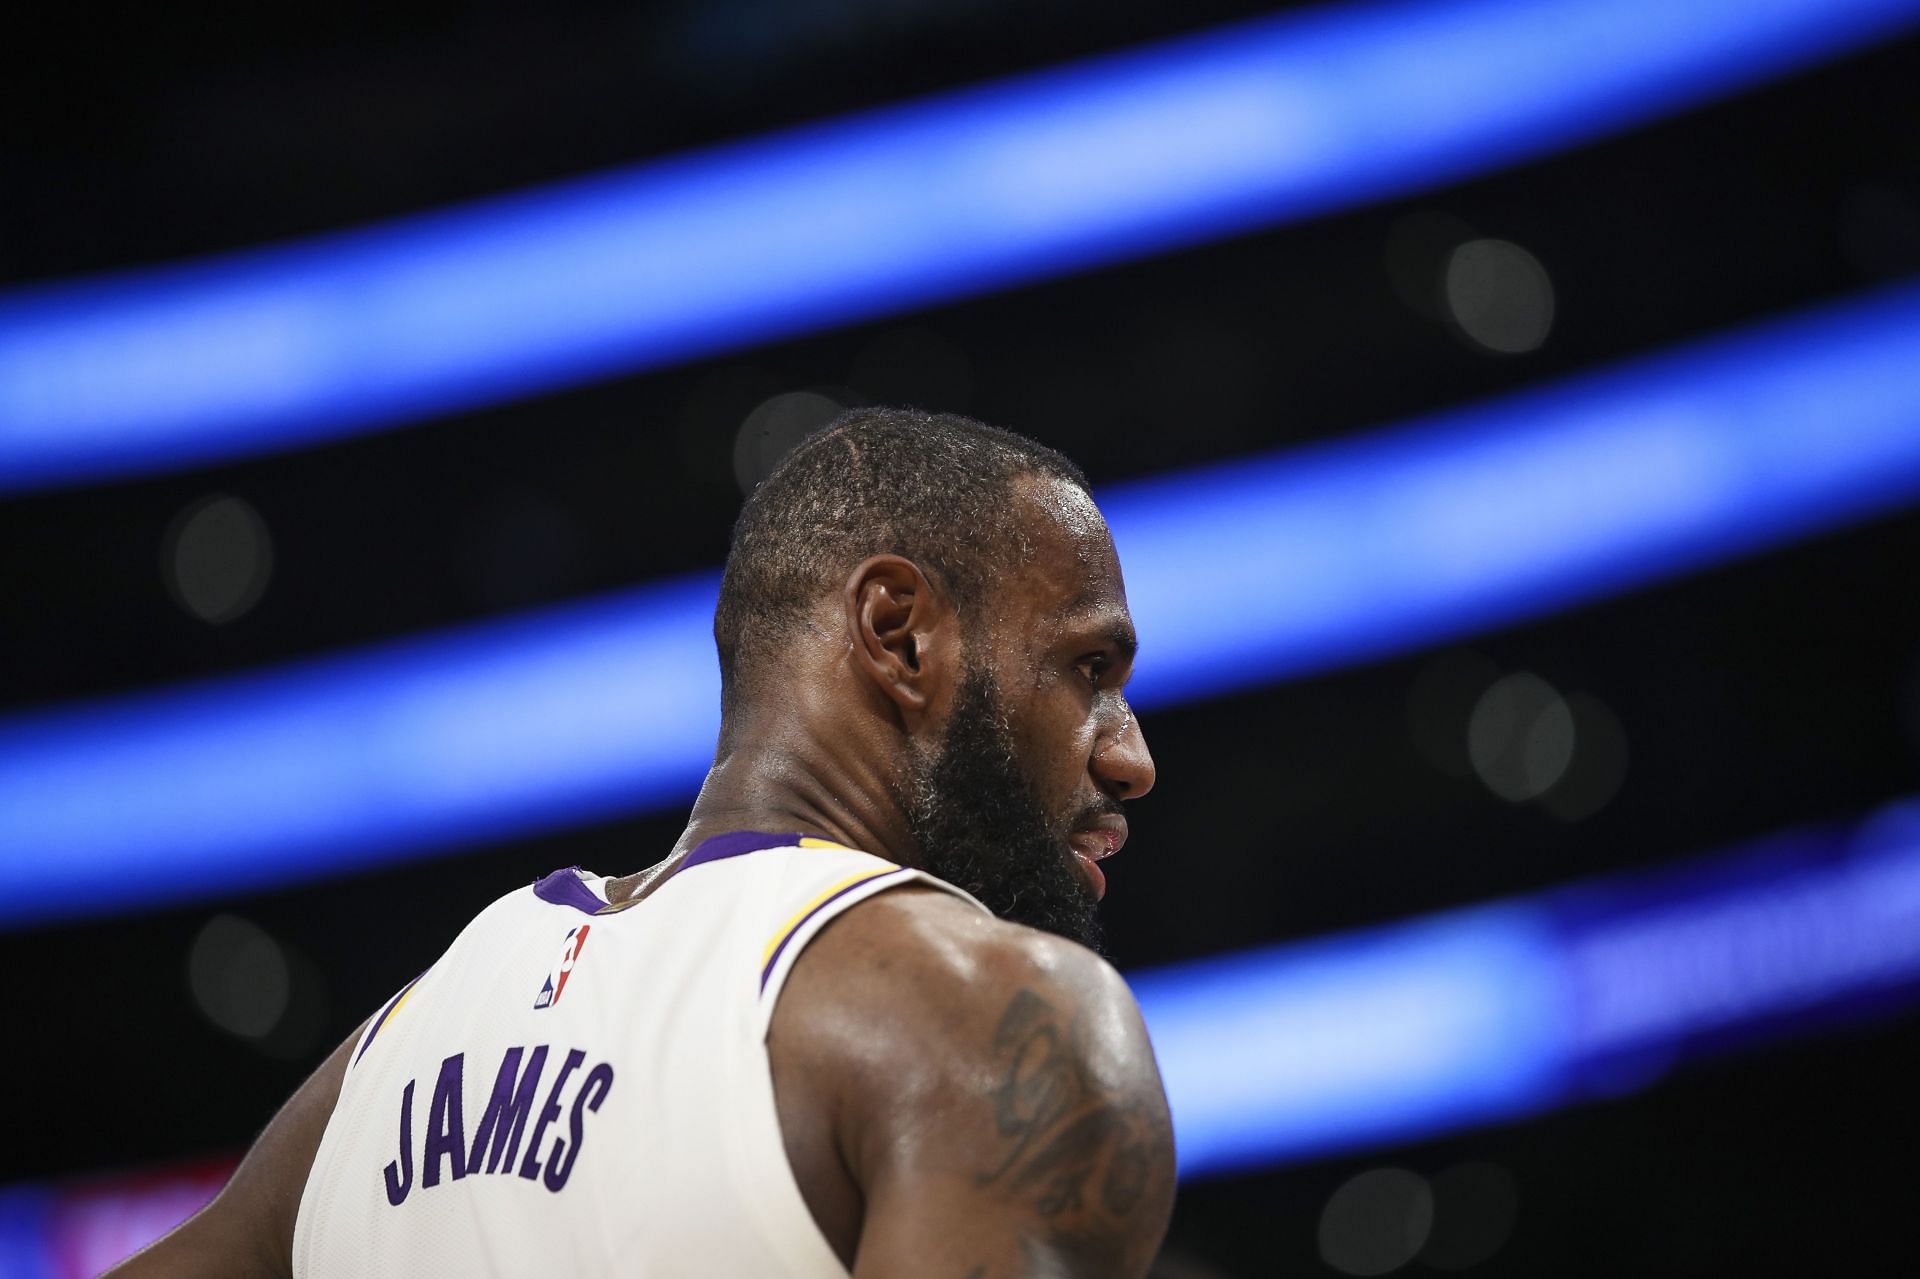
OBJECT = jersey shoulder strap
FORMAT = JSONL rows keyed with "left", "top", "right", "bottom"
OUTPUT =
{"left": 657, "top": 830, "right": 989, "bottom": 1034}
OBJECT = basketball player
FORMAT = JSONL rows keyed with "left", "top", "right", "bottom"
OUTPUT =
{"left": 110, "top": 410, "right": 1175, "bottom": 1277}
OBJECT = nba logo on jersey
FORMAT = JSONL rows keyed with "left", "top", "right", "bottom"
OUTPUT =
{"left": 534, "top": 924, "right": 591, "bottom": 1010}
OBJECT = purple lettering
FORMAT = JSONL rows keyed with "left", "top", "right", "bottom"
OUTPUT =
{"left": 543, "top": 1062, "right": 615, "bottom": 1192}
{"left": 467, "top": 1045, "right": 549, "bottom": 1176}
{"left": 383, "top": 1079, "right": 415, "bottom": 1206}
{"left": 421, "top": 1053, "right": 467, "bottom": 1188}
{"left": 518, "top": 1048, "right": 584, "bottom": 1181}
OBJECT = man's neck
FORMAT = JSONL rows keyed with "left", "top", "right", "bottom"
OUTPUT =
{"left": 607, "top": 717, "right": 919, "bottom": 905}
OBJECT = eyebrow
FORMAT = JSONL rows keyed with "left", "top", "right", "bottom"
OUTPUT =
{"left": 1099, "top": 621, "right": 1139, "bottom": 664}
{"left": 1050, "top": 593, "right": 1138, "bottom": 662}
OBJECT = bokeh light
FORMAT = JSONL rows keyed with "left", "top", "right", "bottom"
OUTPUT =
{"left": 183, "top": 913, "right": 329, "bottom": 1060}
{"left": 1540, "top": 693, "right": 1630, "bottom": 822}
{"left": 1443, "top": 238, "right": 1555, "bottom": 354}
{"left": 731, "top": 389, "right": 846, "bottom": 492}
{"left": 1318, "top": 1167, "right": 1435, "bottom": 1276}
{"left": 160, "top": 494, "right": 273, "bottom": 625}
{"left": 186, "top": 914, "right": 290, "bottom": 1041}
{"left": 1420, "top": 1161, "right": 1519, "bottom": 1270}
{"left": 1467, "top": 671, "right": 1575, "bottom": 802}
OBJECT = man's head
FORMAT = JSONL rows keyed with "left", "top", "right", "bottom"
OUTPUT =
{"left": 714, "top": 408, "right": 1154, "bottom": 949}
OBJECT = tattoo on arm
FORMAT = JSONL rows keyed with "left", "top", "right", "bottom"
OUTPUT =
{"left": 974, "top": 988, "right": 1165, "bottom": 1224}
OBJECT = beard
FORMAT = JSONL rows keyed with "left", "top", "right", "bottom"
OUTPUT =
{"left": 904, "top": 664, "right": 1104, "bottom": 953}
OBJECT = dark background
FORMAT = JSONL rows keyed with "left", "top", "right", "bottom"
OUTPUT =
{"left": 6, "top": 1, "right": 1920, "bottom": 1273}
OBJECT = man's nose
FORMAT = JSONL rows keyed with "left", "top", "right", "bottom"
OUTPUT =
{"left": 1094, "top": 706, "right": 1155, "bottom": 801}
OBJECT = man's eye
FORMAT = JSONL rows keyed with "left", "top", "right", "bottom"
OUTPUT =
{"left": 1077, "top": 656, "right": 1109, "bottom": 687}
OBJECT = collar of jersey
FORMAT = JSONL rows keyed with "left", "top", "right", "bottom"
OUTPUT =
{"left": 682, "top": 830, "right": 850, "bottom": 869}
{"left": 532, "top": 833, "right": 850, "bottom": 915}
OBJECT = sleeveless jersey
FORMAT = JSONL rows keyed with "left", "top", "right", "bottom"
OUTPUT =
{"left": 293, "top": 831, "right": 987, "bottom": 1277}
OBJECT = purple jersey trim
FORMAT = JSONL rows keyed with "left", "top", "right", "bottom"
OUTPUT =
{"left": 759, "top": 867, "right": 912, "bottom": 993}
{"left": 681, "top": 830, "right": 805, "bottom": 869}
{"left": 354, "top": 970, "right": 425, "bottom": 1066}
{"left": 532, "top": 832, "right": 819, "bottom": 917}
{"left": 531, "top": 867, "right": 607, "bottom": 915}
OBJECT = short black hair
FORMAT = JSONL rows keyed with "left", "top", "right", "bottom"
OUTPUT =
{"left": 714, "top": 406, "right": 1089, "bottom": 709}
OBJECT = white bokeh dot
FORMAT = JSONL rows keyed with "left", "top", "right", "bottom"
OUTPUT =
{"left": 187, "top": 914, "right": 291, "bottom": 1041}
{"left": 1421, "top": 1161, "right": 1519, "bottom": 1271}
{"left": 731, "top": 390, "right": 845, "bottom": 493}
{"left": 1319, "top": 1167, "right": 1435, "bottom": 1276}
{"left": 162, "top": 493, "right": 274, "bottom": 624}
{"left": 1444, "top": 238, "right": 1555, "bottom": 354}
{"left": 1541, "top": 693, "right": 1630, "bottom": 822}
{"left": 1468, "top": 671, "right": 1576, "bottom": 803}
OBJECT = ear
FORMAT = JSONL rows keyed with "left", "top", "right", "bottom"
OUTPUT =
{"left": 844, "top": 555, "right": 957, "bottom": 718}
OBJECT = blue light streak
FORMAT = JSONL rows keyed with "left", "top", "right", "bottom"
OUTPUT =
{"left": 1136, "top": 905, "right": 1565, "bottom": 1172}
{"left": 0, "top": 573, "right": 724, "bottom": 920}
{"left": 1144, "top": 798, "right": 1920, "bottom": 1177}
{"left": 1112, "top": 280, "right": 1920, "bottom": 704}
{"left": 5, "top": 282, "right": 1920, "bottom": 926}
{"left": 4, "top": 0, "right": 1917, "bottom": 490}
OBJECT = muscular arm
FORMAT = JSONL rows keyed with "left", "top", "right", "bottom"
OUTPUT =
{"left": 772, "top": 889, "right": 1176, "bottom": 1278}
{"left": 103, "top": 1017, "right": 364, "bottom": 1278}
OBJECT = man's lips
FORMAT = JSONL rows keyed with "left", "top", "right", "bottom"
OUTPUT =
{"left": 1067, "top": 815, "right": 1127, "bottom": 901}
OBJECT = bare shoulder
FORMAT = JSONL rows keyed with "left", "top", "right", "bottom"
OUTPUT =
{"left": 787, "top": 884, "right": 1129, "bottom": 1004}
{"left": 775, "top": 886, "right": 1176, "bottom": 1278}
{"left": 777, "top": 885, "right": 1158, "bottom": 1105}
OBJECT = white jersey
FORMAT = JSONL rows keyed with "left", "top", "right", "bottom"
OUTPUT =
{"left": 293, "top": 831, "right": 986, "bottom": 1277}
